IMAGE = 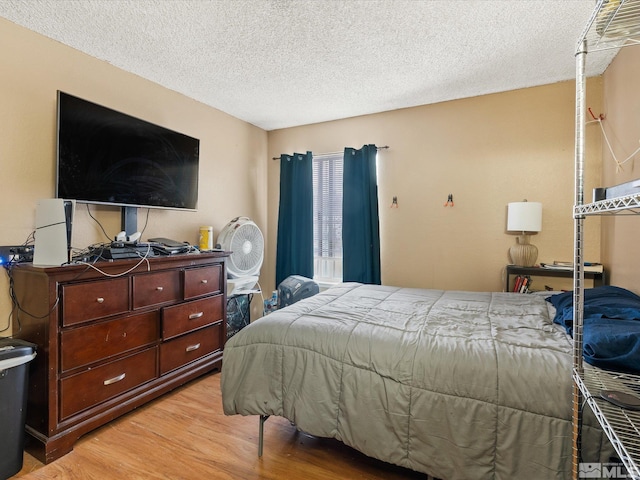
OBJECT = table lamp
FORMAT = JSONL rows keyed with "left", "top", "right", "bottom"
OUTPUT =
{"left": 507, "top": 201, "right": 542, "bottom": 267}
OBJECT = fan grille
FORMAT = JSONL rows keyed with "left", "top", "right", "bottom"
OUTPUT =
{"left": 226, "top": 221, "right": 264, "bottom": 277}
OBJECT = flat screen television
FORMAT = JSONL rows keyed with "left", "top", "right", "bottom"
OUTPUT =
{"left": 56, "top": 91, "right": 199, "bottom": 233}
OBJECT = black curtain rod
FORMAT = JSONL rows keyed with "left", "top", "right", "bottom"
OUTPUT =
{"left": 271, "top": 145, "right": 389, "bottom": 160}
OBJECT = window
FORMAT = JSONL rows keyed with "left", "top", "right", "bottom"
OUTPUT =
{"left": 312, "top": 153, "right": 343, "bottom": 284}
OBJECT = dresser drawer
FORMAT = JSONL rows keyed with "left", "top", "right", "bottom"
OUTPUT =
{"left": 184, "top": 265, "right": 222, "bottom": 299}
{"left": 60, "top": 347, "right": 158, "bottom": 420}
{"left": 60, "top": 311, "right": 159, "bottom": 372}
{"left": 162, "top": 294, "right": 224, "bottom": 340}
{"left": 62, "top": 277, "right": 130, "bottom": 326}
{"left": 133, "top": 270, "right": 181, "bottom": 309}
{"left": 160, "top": 324, "right": 222, "bottom": 374}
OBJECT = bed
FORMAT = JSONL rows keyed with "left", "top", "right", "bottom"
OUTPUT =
{"left": 221, "top": 283, "right": 613, "bottom": 479}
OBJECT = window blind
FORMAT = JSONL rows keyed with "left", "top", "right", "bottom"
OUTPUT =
{"left": 313, "top": 153, "right": 343, "bottom": 282}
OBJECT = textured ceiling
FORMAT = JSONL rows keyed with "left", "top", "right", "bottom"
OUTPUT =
{"left": 0, "top": 0, "right": 617, "bottom": 131}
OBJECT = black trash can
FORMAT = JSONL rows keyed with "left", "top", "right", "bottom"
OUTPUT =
{"left": 0, "top": 338, "right": 36, "bottom": 480}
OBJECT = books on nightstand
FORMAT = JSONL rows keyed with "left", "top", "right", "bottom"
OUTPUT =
{"left": 540, "top": 261, "right": 603, "bottom": 273}
{"left": 513, "top": 275, "right": 532, "bottom": 293}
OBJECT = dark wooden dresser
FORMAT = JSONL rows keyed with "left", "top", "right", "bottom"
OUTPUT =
{"left": 11, "top": 252, "right": 228, "bottom": 463}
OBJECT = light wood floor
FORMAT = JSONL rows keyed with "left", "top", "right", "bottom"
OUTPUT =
{"left": 13, "top": 372, "right": 427, "bottom": 479}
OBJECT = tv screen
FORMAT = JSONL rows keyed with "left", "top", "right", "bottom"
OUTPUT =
{"left": 56, "top": 91, "right": 199, "bottom": 211}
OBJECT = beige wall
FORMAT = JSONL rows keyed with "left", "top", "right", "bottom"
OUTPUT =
{"left": 0, "top": 16, "right": 613, "bottom": 335}
{"left": 601, "top": 46, "right": 640, "bottom": 293}
{"left": 0, "top": 18, "right": 269, "bottom": 333}
{"left": 266, "top": 80, "right": 603, "bottom": 294}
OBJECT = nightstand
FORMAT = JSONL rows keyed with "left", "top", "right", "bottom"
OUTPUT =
{"left": 505, "top": 265, "right": 605, "bottom": 292}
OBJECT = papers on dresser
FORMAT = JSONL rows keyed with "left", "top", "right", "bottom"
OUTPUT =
{"left": 540, "top": 261, "right": 603, "bottom": 273}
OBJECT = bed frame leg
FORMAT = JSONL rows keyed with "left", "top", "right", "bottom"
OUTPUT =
{"left": 258, "top": 415, "right": 270, "bottom": 457}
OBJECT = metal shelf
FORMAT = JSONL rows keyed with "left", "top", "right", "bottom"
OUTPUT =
{"left": 577, "top": 0, "right": 640, "bottom": 53}
{"left": 575, "top": 193, "right": 640, "bottom": 216}
{"left": 573, "top": 1, "right": 640, "bottom": 479}
{"left": 574, "top": 365, "right": 640, "bottom": 478}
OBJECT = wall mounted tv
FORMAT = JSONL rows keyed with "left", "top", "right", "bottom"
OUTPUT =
{"left": 56, "top": 91, "right": 199, "bottom": 233}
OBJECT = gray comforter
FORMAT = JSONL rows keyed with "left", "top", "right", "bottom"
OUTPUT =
{"left": 221, "top": 283, "right": 610, "bottom": 479}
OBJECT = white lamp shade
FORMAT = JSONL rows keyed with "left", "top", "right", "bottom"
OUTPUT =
{"left": 507, "top": 202, "right": 542, "bottom": 233}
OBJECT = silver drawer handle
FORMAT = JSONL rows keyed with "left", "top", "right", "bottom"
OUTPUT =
{"left": 200, "top": 279, "right": 208, "bottom": 284}
{"left": 186, "top": 343, "right": 201, "bottom": 352}
{"left": 188, "top": 312, "right": 204, "bottom": 320}
{"left": 96, "top": 297, "right": 105, "bottom": 303}
{"left": 156, "top": 286, "right": 164, "bottom": 291}
{"left": 103, "top": 373, "right": 126, "bottom": 386}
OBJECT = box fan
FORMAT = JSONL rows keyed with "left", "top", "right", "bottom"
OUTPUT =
{"left": 217, "top": 217, "right": 264, "bottom": 296}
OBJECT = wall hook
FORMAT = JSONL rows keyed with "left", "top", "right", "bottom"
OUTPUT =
{"left": 390, "top": 196, "right": 398, "bottom": 208}
{"left": 444, "top": 194, "right": 454, "bottom": 207}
